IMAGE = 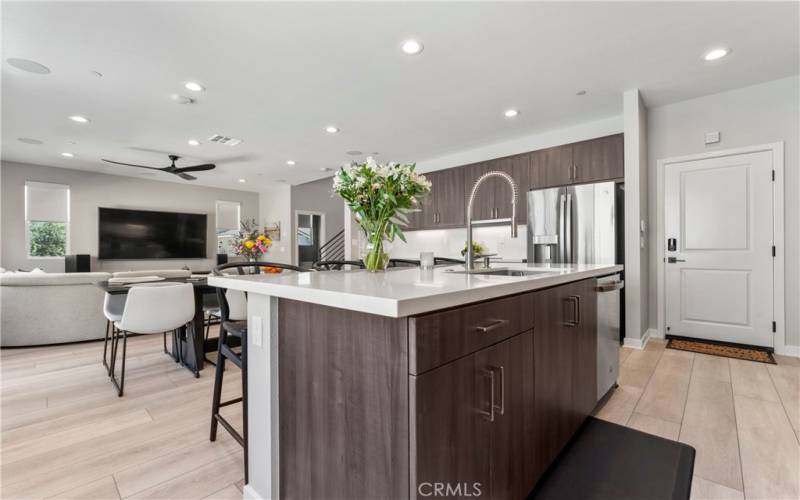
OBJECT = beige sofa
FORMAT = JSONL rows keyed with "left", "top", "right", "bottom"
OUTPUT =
{"left": 0, "top": 272, "right": 112, "bottom": 347}
{"left": 0, "top": 269, "right": 194, "bottom": 347}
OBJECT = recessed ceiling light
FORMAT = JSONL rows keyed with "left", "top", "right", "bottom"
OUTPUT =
{"left": 18, "top": 137, "right": 43, "bottom": 145}
{"left": 325, "top": 126, "right": 339, "bottom": 134}
{"left": 188, "top": 139, "right": 200, "bottom": 146}
{"left": 320, "top": 167, "right": 333, "bottom": 172}
{"left": 575, "top": 90, "right": 587, "bottom": 96}
{"left": 504, "top": 109, "right": 520, "bottom": 118}
{"left": 69, "top": 115, "right": 90, "bottom": 124}
{"left": 61, "top": 152, "right": 74, "bottom": 158}
{"left": 6, "top": 58, "right": 50, "bottom": 74}
{"left": 401, "top": 39, "right": 424, "bottom": 55}
{"left": 286, "top": 160, "right": 296, "bottom": 166}
{"left": 238, "top": 178, "right": 246, "bottom": 183}
{"left": 704, "top": 48, "right": 730, "bottom": 61}
{"left": 184, "top": 81, "right": 205, "bottom": 92}
{"left": 171, "top": 94, "right": 195, "bottom": 105}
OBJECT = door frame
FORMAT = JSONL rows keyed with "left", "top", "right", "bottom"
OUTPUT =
{"left": 294, "top": 210, "right": 326, "bottom": 266}
{"left": 655, "top": 142, "right": 785, "bottom": 353}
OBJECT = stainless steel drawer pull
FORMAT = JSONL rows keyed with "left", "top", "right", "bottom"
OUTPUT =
{"left": 480, "top": 368, "right": 495, "bottom": 422}
{"left": 495, "top": 365, "right": 505, "bottom": 416}
{"left": 475, "top": 319, "right": 509, "bottom": 333}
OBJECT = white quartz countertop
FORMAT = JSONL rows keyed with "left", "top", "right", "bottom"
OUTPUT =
{"left": 208, "top": 263, "right": 623, "bottom": 318}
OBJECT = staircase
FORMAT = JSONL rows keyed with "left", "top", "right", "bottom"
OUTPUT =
{"left": 317, "top": 229, "right": 345, "bottom": 262}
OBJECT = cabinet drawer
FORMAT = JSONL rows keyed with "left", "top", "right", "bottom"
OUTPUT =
{"left": 409, "top": 293, "right": 534, "bottom": 374}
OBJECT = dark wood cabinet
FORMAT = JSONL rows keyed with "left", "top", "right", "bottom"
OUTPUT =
{"left": 412, "top": 330, "right": 534, "bottom": 500}
{"left": 405, "top": 134, "right": 623, "bottom": 231}
{"left": 573, "top": 134, "right": 624, "bottom": 184}
{"left": 409, "top": 167, "right": 465, "bottom": 230}
{"left": 463, "top": 155, "right": 529, "bottom": 224}
{"left": 531, "top": 279, "right": 598, "bottom": 480}
{"left": 529, "top": 144, "right": 574, "bottom": 189}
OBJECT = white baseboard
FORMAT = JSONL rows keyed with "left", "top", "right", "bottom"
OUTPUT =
{"left": 623, "top": 328, "right": 655, "bottom": 350}
{"left": 647, "top": 328, "right": 663, "bottom": 339}
{"left": 775, "top": 345, "right": 800, "bottom": 358}
{"left": 242, "top": 484, "right": 263, "bottom": 500}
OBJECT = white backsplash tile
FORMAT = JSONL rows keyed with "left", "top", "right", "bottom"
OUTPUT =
{"left": 392, "top": 224, "right": 527, "bottom": 261}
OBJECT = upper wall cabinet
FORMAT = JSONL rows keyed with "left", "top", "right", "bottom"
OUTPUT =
{"left": 411, "top": 168, "right": 465, "bottom": 230}
{"left": 572, "top": 134, "right": 624, "bottom": 184}
{"left": 464, "top": 154, "right": 529, "bottom": 224}
{"left": 529, "top": 144, "right": 574, "bottom": 190}
{"left": 529, "top": 134, "right": 624, "bottom": 190}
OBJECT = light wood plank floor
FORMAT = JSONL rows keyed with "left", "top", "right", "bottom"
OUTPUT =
{"left": 3, "top": 334, "right": 798, "bottom": 499}
{"left": 1, "top": 331, "right": 245, "bottom": 500}
{"left": 595, "top": 338, "right": 800, "bottom": 500}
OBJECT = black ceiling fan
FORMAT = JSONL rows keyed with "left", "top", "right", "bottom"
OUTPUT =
{"left": 101, "top": 154, "right": 215, "bottom": 181}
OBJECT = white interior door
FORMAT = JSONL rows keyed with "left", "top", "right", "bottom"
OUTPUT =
{"left": 664, "top": 150, "right": 774, "bottom": 347}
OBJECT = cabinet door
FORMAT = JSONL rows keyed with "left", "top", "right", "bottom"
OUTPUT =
{"left": 463, "top": 162, "right": 494, "bottom": 221}
{"left": 572, "top": 134, "right": 624, "bottom": 184}
{"left": 532, "top": 284, "right": 575, "bottom": 480}
{"left": 529, "top": 145, "right": 573, "bottom": 189}
{"left": 494, "top": 154, "right": 530, "bottom": 223}
{"left": 433, "top": 167, "right": 464, "bottom": 228}
{"left": 572, "top": 279, "right": 598, "bottom": 428}
{"left": 412, "top": 353, "right": 490, "bottom": 499}
{"left": 475, "top": 331, "right": 535, "bottom": 500}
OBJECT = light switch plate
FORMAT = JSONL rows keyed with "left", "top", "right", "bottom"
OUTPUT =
{"left": 704, "top": 131, "right": 720, "bottom": 144}
{"left": 251, "top": 315, "right": 263, "bottom": 347}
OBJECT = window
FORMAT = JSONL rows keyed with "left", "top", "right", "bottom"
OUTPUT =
{"left": 25, "top": 182, "right": 70, "bottom": 258}
{"left": 215, "top": 200, "right": 241, "bottom": 255}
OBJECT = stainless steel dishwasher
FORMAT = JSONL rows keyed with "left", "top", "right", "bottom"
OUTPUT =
{"left": 596, "top": 274, "right": 624, "bottom": 401}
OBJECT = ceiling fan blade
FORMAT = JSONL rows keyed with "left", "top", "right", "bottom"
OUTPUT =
{"left": 174, "top": 164, "right": 216, "bottom": 173}
{"left": 102, "top": 159, "right": 166, "bottom": 171}
{"left": 175, "top": 172, "right": 197, "bottom": 181}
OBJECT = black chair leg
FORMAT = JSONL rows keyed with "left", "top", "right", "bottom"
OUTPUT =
{"left": 210, "top": 327, "right": 228, "bottom": 442}
{"left": 108, "top": 325, "right": 119, "bottom": 378}
{"left": 186, "top": 323, "right": 200, "bottom": 378}
{"left": 102, "top": 320, "right": 111, "bottom": 372}
{"left": 110, "top": 330, "right": 128, "bottom": 397}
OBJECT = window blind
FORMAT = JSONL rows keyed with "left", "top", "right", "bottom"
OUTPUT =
{"left": 25, "top": 181, "right": 69, "bottom": 223}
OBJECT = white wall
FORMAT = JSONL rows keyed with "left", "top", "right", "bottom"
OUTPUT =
{"left": 258, "top": 183, "right": 292, "bottom": 265}
{"left": 622, "top": 89, "right": 650, "bottom": 345}
{"left": 647, "top": 75, "right": 800, "bottom": 348}
{"left": 0, "top": 161, "right": 259, "bottom": 272}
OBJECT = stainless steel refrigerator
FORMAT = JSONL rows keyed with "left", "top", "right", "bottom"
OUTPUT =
{"left": 526, "top": 181, "right": 623, "bottom": 266}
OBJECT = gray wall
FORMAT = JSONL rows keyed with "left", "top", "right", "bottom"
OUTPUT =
{"left": 290, "top": 176, "right": 344, "bottom": 263}
{"left": 647, "top": 75, "right": 800, "bottom": 347}
{"left": 1, "top": 161, "right": 259, "bottom": 272}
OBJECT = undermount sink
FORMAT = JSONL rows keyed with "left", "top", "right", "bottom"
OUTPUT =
{"left": 445, "top": 267, "right": 556, "bottom": 277}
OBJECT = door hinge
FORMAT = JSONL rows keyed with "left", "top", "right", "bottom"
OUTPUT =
{"left": 772, "top": 246, "right": 776, "bottom": 257}
{"left": 772, "top": 169, "right": 775, "bottom": 181}
{"left": 772, "top": 321, "right": 777, "bottom": 333}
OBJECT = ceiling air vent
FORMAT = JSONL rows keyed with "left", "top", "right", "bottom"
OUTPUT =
{"left": 208, "top": 134, "right": 243, "bottom": 146}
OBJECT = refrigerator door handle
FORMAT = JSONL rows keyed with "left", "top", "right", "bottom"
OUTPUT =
{"left": 558, "top": 193, "right": 566, "bottom": 263}
{"left": 565, "top": 192, "right": 573, "bottom": 263}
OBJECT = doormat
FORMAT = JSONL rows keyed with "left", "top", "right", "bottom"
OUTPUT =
{"left": 667, "top": 338, "right": 776, "bottom": 364}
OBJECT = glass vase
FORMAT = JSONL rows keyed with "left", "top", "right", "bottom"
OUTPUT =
{"left": 359, "top": 232, "right": 392, "bottom": 272}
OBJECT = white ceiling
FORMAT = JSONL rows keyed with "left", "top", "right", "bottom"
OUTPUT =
{"left": 2, "top": 1, "right": 798, "bottom": 191}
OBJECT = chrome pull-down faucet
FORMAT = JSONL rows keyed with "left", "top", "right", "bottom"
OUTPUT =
{"left": 465, "top": 171, "right": 519, "bottom": 272}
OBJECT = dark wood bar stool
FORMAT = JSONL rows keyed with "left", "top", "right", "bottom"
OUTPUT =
{"left": 209, "top": 261, "right": 313, "bottom": 484}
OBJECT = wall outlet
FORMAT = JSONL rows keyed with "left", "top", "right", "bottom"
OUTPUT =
{"left": 251, "top": 315, "right": 263, "bottom": 347}
{"left": 704, "top": 131, "right": 721, "bottom": 144}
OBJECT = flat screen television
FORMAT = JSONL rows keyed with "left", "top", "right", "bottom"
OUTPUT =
{"left": 98, "top": 207, "right": 207, "bottom": 260}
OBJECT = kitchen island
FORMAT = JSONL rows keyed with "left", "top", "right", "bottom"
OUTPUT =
{"left": 208, "top": 262, "right": 622, "bottom": 500}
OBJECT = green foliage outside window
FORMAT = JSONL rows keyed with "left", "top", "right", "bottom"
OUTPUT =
{"left": 29, "top": 221, "right": 67, "bottom": 257}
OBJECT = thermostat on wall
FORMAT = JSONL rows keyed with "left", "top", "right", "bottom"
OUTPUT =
{"left": 704, "top": 131, "right": 721, "bottom": 144}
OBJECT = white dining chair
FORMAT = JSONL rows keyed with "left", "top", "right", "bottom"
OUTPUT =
{"left": 102, "top": 293, "right": 126, "bottom": 375}
{"left": 108, "top": 283, "right": 195, "bottom": 396}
